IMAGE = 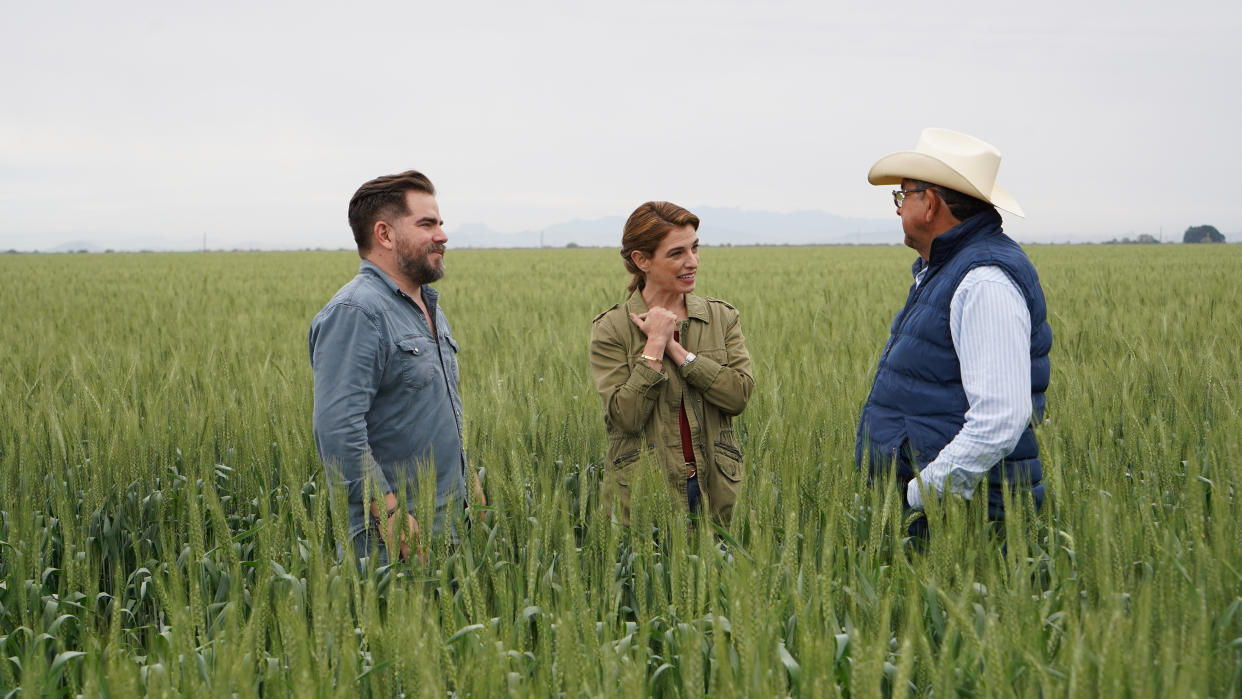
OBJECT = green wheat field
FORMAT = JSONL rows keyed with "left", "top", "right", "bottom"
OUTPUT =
{"left": 2, "top": 244, "right": 1240, "bottom": 696}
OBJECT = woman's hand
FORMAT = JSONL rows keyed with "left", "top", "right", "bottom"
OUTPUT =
{"left": 630, "top": 307, "right": 678, "bottom": 369}
{"left": 629, "top": 307, "right": 678, "bottom": 342}
{"left": 663, "top": 338, "right": 689, "bottom": 367}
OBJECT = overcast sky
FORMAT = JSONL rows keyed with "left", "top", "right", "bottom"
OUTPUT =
{"left": 2, "top": 0, "right": 1238, "bottom": 251}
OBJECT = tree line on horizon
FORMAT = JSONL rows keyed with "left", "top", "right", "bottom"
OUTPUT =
{"left": 3, "top": 224, "right": 1233, "bottom": 255}
{"left": 1102, "top": 224, "right": 1227, "bottom": 245}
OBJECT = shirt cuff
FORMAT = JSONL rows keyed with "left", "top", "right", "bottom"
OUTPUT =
{"left": 906, "top": 476, "right": 925, "bottom": 510}
{"left": 681, "top": 353, "right": 722, "bottom": 390}
{"left": 629, "top": 359, "right": 668, "bottom": 391}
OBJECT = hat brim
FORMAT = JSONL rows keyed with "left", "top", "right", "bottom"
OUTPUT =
{"left": 868, "top": 151, "right": 1024, "bottom": 217}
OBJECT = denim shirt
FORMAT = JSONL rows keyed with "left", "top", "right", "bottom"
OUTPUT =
{"left": 309, "top": 260, "right": 466, "bottom": 540}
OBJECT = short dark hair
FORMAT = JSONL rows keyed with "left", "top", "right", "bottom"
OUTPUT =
{"left": 620, "top": 201, "right": 700, "bottom": 294}
{"left": 347, "top": 170, "right": 436, "bottom": 254}
{"left": 909, "top": 179, "right": 995, "bottom": 221}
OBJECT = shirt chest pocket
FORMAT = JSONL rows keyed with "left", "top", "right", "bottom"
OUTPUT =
{"left": 443, "top": 335, "right": 460, "bottom": 385}
{"left": 394, "top": 335, "right": 439, "bottom": 390}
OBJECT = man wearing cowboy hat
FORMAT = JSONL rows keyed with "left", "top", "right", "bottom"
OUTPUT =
{"left": 855, "top": 128, "right": 1052, "bottom": 530}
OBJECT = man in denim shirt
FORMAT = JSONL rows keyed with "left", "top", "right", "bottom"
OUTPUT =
{"left": 309, "top": 170, "right": 483, "bottom": 564}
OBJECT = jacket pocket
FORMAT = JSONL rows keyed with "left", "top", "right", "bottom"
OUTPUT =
{"left": 610, "top": 449, "right": 640, "bottom": 484}
{"left": 604, "top": 448, "right": 641, "bottom": 524}
{"left": 394, "top": 335, "right": 437, "bottom": 389}
{"left": 712, "top": 440, "right": 743, "bottom": 482}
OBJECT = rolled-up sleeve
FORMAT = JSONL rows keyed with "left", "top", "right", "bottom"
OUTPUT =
{"left": 590, "top": 314, "right": 667, "bottom": 434}
{"left": 309, "top": 303, "right": 390, "bottom": 499}
{"left": 682, "top": 309, "right": 753, "bottom": 416}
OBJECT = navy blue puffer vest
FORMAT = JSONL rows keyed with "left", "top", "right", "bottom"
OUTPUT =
{"left": 855, "top": 209, "right": 1051, "bottom": 516}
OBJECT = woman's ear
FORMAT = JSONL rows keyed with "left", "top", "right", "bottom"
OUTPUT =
{"left": 629, "top": 249, "right": 650, "bottom": 273}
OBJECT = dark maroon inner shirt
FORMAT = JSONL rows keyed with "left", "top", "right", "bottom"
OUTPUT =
{"left": 674, "top": 330, "right": 695, "bottom": 466}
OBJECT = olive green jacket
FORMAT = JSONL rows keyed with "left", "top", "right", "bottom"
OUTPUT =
{"left": 590, "top": 292, "right": 754, "bottom": 524}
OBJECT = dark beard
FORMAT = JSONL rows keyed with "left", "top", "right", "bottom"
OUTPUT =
{"left": 398, "top": 244, "right": 445, "bottom": 285}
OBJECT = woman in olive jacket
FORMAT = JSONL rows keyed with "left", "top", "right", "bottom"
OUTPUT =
{"left": 589, "top": 201, "right": 754, "bottom": 525}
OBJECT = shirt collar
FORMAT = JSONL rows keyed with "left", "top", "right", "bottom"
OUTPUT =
{"left": 359, "top": 259, "right": 439, "bottom": 304}
{"left": 623, "top": 291, "right": 708, "bottom": 321}
{"left": 685, "top": 294, "right": 709, "bottom": 322}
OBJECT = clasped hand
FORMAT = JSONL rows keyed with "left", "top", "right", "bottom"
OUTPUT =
{"left": 629, "top": 308, "right": 678, "bottom": 347}
{"left": 629, "top": 307, "right": 687, "bottom": 369}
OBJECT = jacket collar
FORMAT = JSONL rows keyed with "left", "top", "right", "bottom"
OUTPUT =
{"left": 623, "top": 292, "right": 709, "bottom": 322}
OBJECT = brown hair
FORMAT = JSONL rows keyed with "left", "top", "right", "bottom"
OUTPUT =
{"left": 619, "top": 201, "right": 700, "bottom": 293}
{"left": 347, "top": 170, "right": 436, "bottom": 254}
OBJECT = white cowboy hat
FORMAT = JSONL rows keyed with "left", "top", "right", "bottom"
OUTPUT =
{"left": 868, "top": 127, "right": 1024, "bottom": 217}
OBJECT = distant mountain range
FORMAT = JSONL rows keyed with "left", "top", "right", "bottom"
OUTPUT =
{"left": 449, "top": 207, "right": 900, "bottom": 248}
{"left": 19, "top": 216, "right": 1240, "bottom": 253}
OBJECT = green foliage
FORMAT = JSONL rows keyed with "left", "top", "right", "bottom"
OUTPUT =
{"left": 1183, "top": 225, "right": 1225, "bottom": 243}
{"left": 1, "top": 245, "right": 1241, "bottom": 695}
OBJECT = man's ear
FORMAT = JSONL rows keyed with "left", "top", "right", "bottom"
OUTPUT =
{"left": 373, "top": 220, "right": 396, "bottom": 251}
{"left": 923, "top": 191, "right": 941, "bottom": 224}
{"left": 629, "top": 249, "right": 650, "bottom": 272}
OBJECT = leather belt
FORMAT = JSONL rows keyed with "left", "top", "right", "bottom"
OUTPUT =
{"left": 686, "top": 461, "right": 697, "bottom": 479}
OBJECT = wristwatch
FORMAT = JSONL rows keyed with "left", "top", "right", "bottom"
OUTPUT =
{"left": 680, "top": 352, "right": 697, "bottom": 368}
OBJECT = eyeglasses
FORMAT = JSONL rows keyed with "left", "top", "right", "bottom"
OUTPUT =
{"left": 892, "top": 187, "right": 930, "bottom": 208}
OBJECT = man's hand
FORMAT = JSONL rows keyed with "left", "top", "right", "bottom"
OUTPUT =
{"left": 392, "top": 512, "right": 425, "bottom": 564}
{"left": 373, "top": 494, "right": 425, "bottom": 563}
{"left": 472, "top": 471, "right": 488, "bottom": 521}
{"left": 907, "top": 476, "right": 938, "bottom": 511}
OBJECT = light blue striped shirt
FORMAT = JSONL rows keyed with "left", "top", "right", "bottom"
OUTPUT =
{"left": 906, "top": 265, "right": 1033, "bottom": 509}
